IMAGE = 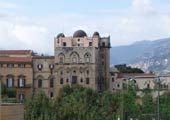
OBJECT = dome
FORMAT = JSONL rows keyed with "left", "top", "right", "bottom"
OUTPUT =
{"left": 93, "top": 31, "right": 100, "bottom": 37}
{"left": 57, "top": 33, "right": 65, "bottom": 38}
{"left": 73, "top": 30, "right": 87, "bottom": 38}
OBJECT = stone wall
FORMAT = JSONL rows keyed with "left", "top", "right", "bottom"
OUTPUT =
{"left": 1, "top": 103, "right": 24, "bottom": 120}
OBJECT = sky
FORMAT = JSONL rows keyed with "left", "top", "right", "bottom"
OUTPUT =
{"left": 1, "top": 0, "right": 170, "bottom": 54}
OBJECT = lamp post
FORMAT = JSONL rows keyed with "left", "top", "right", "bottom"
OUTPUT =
{"left": 157, "top": 76, "right": 160, "bottom": 120}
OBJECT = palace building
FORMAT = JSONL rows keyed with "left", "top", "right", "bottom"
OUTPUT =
{"left": 0, "top": 30, "right": 111, "bottom": 100}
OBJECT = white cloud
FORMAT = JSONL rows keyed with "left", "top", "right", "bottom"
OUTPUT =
{"left": 0, "top": 1, "right": 18, "bottom": 9}
{"left": 1, "top": 0, "right": 170, "bottom": 53}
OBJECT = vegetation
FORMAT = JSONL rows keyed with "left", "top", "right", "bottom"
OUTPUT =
{"left": 115, "top": 64, "right": 144, "bottom": 73}
{"left": 1, "top": 82, "right": 16, "bottom": 100}
{"left": 24, "top": 85, "right": 170, "bottom": 120}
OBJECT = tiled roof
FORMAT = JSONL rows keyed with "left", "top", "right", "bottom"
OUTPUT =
{"left": 117, "top": 73, "right": 156, "bottom": 78}
{"left": 0, "top": 57, "right": 32, "bottom": 63}
{"left": 0, "top": 50, "right": 32, "bottom": 55}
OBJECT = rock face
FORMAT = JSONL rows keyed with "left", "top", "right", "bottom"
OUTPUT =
{"left": 110, "top": 38, "right": 170, "bottom": 74}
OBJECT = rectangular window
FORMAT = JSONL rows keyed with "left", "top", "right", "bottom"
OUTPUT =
{"left": 63, "top": 42, "right": 67, "bottom": 46}
{"left": 7, "top": 77, "right": 14, "bottom": 87}
{"left": 19, "top": 94, "right": 25, "bottom": 101}
{"left": 86, "top": 78, "right": 90, "bottom": 84}
{"left": 102, "top": 42, "right": 105, "bottom": 47}
{"left": 38, "top": 79, "right": 42, "bottom": 88}
{"left": 18, "top": 78, "right": 25, "bottom": 87}
{"left": 0, "top": 64, "right": 3, "bottom": 67}
{"left": 18, "top": 64, "right": 25, "bottom": 68}
{"left": 60, "top": 78, "right": 63, "bottom": 84}
{"left": 72, "top": 76, "right": 77, "bottom": 84}
{"left": 50, "top": 79, "right": 54, "bottom": 88}
{"left": 112, "top": 77, "right": 114, "bottom": 82}
{"left": 7, "top": 64, "right": 14, "bottom": 68}
{"left": 50, "top": 92, "right": 53, "bottom": 98}
{"left": 89, "top": 42, "right": 92, "bottom": 46}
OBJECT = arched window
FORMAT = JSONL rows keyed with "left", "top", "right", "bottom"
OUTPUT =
{"left": 70, "top": 52, "right": 79, "bottom": 63}
{"left": 72, "top": 57, "right": 77, "bottom": 63}
{"left": 58, "top": 53, "right": 65, "bottom": 63}
{"left": 84, "top": 53, "right": 91, "bottom": 63}
{"left": 37, "top": 64, "right": 43, "bottom": 71}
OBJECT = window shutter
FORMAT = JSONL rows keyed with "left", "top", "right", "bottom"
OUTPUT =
{"left": 12, "top": 79, "right": 14, "bottom": 87}
{"left": 24, "top": 79, "right": 25, "bottom": 87}
{"left": 18, "top": 79, "right": 19, "bottom": 87}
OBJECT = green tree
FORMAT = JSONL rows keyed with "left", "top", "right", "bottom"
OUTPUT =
{"left": 115, "top": 64, "right": 144, "bottom": 73}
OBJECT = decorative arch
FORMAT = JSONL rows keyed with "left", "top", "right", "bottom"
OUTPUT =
{"left": 84, "top": 52, "right": 91, "bottom": 63}
{"left": 58, "top": 53, "right": 65, "bottom": 63}
{"left": 70, "top": 51, "right": 79, "bottom": 63}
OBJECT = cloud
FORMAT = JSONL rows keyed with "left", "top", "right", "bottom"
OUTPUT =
{"left": 0, "top": 1, "right": 18, "bottom": 9}
{"left": 1, "top": 0, "right": 170, "bottom": 54}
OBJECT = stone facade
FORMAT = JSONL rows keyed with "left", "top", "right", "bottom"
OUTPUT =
{"left": 54, "top": 30, "right": 110, "bottom": 96}
{"left": 0, "top": 30, "right": 111, "bottom": 99}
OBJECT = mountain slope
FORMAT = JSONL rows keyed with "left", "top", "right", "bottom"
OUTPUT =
{"left": 110, "top": 38, "right": 170, "bottom": 74}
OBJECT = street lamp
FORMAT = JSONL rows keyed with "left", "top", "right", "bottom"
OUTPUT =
{"left": 156, "top": 76, "right": 161, "bottom": 120}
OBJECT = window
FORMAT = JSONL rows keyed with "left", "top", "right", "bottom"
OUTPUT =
{"left": 72, "top": 57, "right": 77, "bottom": 63}
{"left": 66, "top": 78, "right": 69, "bottom": 82}
{"left": 50, "top": 92, "right": 53, "bottom": 98}
{"left": 7, "top": 64, "right": 14, "bottom": 68}
{"left": 7, "top": 77, "right": 14, "bottom": 87}
{"left": 38, "top": 79, "right": 42, "bottom": 88}
{"left": 63, "top": 42, "right": 67, "bottom": 46}
{"left": 102, "top": 61, "right": 104, "bottom": 65}
{"left": 89, "top": 42, "right": 92, "bottom": 46}
{"left": 102, "top": 42, "right": 105, "bottom": 47}
{"left": 78, "top": 44, "right": 80, "bottom": 46}
{"left": 84, "top": 53, "right": 91, "bottom": 63}
{"left": 72, "top": 77, "right": 77, "bottom": 84}
{"left": 0, "top": 64, "right": 3, "bottom": 67}
{"left": 50, "top": 78, "right": 54, "bottom": 88}
{"left": 60, "top": 78, "right": 63, "bottom": 84}
{"left": 147, "top": 84, "right": 150, "bottom": 89}
{"left": 60, "top": 57, "right": 64, "bottom": 63}
{"left": 37, "top": 64, "right": 43, "bottom": 71}
{"left": 60, "top": 71, "right": 63, "bottom": 75}
{"left": 18, "top": 64, "right": 25, "bottom": 68}
{"left": 112, "top": 77, "right": 114, "bottom": 82}
{"left": 80, "top": 78, "right": 83, "bottom": 83}
{"left": 49, "top": 64, "right": 54, "bottom": 70}
{"left": 73, "top": 70, "right": 76, "bottom": 76}
{"left": 18, "top": 77, "right": 25, "bottom": 87}
{"left": 78, "top": 39, "right": 80, "bottom": 42}
{"left": 19, "top": 94, "right": 25, "bottom": 101}
{"left": 86, "top": 78, "right": 90, "bottom": 84}
{"left": 86, "top": 70, "right": 89, "bottom": 75}
{"left": 117, "top": 84, "right": 120, "bottom": 88}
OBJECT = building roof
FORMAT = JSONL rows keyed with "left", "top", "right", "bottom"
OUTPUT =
{"left": 117, "top": 73, "right": 156, "bottom": 78}
{"left": 0, "top": 50, "right": 32, "bottom": 55}
{"left": 73, "top": 30, "right": 87, "bottom": 38}
{"left": 0, "top": 50, "right": 33, "bottom": 63}
{"left": 0, "top": 57, "right": 32, "bottom": 63}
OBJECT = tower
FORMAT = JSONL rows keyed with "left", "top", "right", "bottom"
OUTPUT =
{"left": 54, "top": 30, "right": 110, "bottom": 95}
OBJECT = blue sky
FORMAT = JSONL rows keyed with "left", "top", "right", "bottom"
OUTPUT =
{"left": 0, "top": 0, "right": 170, "bottom": 54}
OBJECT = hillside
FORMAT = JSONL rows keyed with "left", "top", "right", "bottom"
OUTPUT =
{"left": 110, "top": 38, "right": 170, "bottom": 74}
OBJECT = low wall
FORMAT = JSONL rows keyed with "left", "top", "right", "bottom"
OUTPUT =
{"left": 1, "top": 103, "right": 24, "bottom": 120}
